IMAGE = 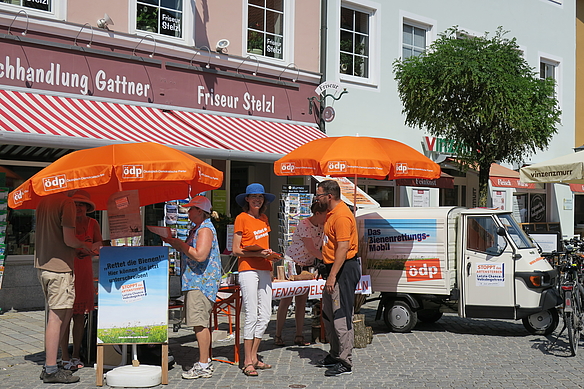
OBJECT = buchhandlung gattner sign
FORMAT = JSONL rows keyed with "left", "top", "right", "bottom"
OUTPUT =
{"left": 97, "top": 246, "right": 169, "bottom": 344}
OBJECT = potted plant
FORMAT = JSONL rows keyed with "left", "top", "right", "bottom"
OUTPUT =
{"left": 247, "top": 31, "right": 264, "bottom": 55}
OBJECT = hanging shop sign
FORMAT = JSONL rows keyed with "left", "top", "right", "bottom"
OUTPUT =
{"left": 490, "top": 176, "right": 535, "bottom": 189}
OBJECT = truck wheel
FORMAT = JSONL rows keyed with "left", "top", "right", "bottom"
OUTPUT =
{"left": 384, "top": 300, "right": 418, "bottom": 333}
{"left": 522, "top": 308, "right": 559, "bottom": 335}
{"left": 417, "top": 309, "right": 443, "bottom": 323}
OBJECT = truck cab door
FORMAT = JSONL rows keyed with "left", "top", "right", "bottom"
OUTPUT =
{"left": 460, "top": 215, "right": 516, "bottom": 319}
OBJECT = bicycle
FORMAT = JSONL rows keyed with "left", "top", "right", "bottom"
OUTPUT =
{"left": 549, "top": 243, "right": 584, "bottom": 356}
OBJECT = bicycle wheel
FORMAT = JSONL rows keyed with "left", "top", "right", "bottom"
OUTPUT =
{"left": 566, "top": 311, "right": 578, "bottom": 356}
{"left": 572, "top": 287, "right": 584, "bottom": 355}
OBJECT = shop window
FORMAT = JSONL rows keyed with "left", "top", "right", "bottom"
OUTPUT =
{"left": 1, "top": 0, "right": 51, "bottom": 12}
{"left": 136, "top": 0, "right": 183, "bottom": 38}
{"left": 247, "top": 0, "right": 284, "bottom": 59}
{"left": 439, "top": 185, "right": 459, "bottom": 206}
{"left": 340, "top": 6, "right": 370, "bottom": 78}
{"left": 366, "top": 185, "right": 394, "bottom": 207}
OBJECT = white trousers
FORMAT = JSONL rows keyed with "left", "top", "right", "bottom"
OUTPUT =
{"left": 239, "top": 269, "right": 272, "bottom": 340}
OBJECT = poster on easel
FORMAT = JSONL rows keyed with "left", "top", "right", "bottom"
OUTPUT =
{"left": 107, "top": 190, "right": 142, "bottom": 241}
{"left": 97, "top": 246, "right": 169, "bottom": 344}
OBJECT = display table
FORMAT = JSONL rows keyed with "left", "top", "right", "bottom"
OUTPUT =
{"left": 272, "top": 275, "right": 371, "bottom": 300}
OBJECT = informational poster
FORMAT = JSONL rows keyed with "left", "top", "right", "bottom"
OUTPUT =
{"left": 313, "top": 176, "right": 379, "bottom": 208}
{"left": 97, "top": 246, "right": 169, "bottom": 344}
{"left": 529, "top": 233, "right": 561, "bottom": 254}
{"left": 225, "top": 224, "right": 234, "bottom": 254}
{"left": 107, "top": 190, "right": 142, "bottom": 239}
{"left": 530, "top": 193, "right": 546, "bottom": 223}
{"left": 492, "top": 190, "right": 505, "bottom": 210}
{"left": 475, "top": 263, "right": 505, "bottom": 287}
{"left": 412, "top": 189, "right": 430, "bottom": 207}
{"left": 212, "top": 190, "right": 227, "bottom": 215}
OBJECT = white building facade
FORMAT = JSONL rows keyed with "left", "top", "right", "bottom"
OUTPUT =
{"left": 322, "top": 0, "right": 576, "bottom": 236}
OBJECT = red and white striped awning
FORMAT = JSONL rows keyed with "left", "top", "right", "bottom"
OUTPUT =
{"left": 0, "top": 89, "right": 325, "bottom": 159}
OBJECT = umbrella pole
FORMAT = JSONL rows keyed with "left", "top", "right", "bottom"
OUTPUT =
{"left": 353, "top": 173, "right": 358, "bottom": 216}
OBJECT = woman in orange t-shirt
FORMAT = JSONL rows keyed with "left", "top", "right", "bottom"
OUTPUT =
{"left": 232, "top": 183, "right": 277, "bottom": 377}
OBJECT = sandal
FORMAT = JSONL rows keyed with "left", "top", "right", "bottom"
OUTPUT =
{"left": 294, "top": 336, "right": 310, "bottom": 346}
{"left": 254, "top": 360, "right": 272, "bottom": 370}
{"left": 70, "top": 357, "right": 84, "bottom": 369}
{"left": 242, "top": 363, "right": 258, "bottom": 376}
{"left": 274, "top": 335, "right": 285, "bottom": 347}
{"left": 61, "top": 360, "right": 79, "bottom": 372}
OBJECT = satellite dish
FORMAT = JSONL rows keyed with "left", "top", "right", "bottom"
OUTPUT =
{"left": 216, "top": 39, "right": 230, "bottom": 53}
{"left": 97, "top": 13, "right": 115, "bottom": 29}
{"left": 323, "top": 106, "right": 335, "bottom": 122}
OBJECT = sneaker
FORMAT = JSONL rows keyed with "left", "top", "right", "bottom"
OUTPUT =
{"left": 42, "top": 369, "right": 80, "bottom": 383}
{"left": 324, "top": 362, "right": 353, "bottom": 377}
{"left": 40, "top": 367, "right": 73, "bottom": 380}
{"left": 182, "top": 362, "right": 213, "bottom": 379}
{"left": 316, "top": 354, "right": 339, "bottom": 368}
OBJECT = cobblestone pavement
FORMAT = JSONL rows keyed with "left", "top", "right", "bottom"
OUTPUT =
{"left": 2, "top": 298, "right": 584, "bottom": 388}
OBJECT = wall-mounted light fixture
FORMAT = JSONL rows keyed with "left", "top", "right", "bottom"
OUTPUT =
{"left": 97, "top": 13, "right": 114, "bottom": 30}
{"left": 236, "top": 55, "right": 259, "bottom": 76}
{"left": 7, "top": 10, "right": 29, "bottom": 36}
{"left": 189, "top": 46, "right": 212, "bottom": 68}
{"left": 216, "top": 39, "right": 230, "bottom": 54}
{"left": 74, "top": 23, "right": 94, "bottom": 48}
{"left": 132, "top": 34, "right": 157, "bottom": 58}
{"left": 278, "top": 62, "right": 300, "bottom": 82}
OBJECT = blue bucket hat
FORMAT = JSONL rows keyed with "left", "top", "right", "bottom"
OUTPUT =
{"left": 235, "top": 183, "right": 276, "bottom": 207}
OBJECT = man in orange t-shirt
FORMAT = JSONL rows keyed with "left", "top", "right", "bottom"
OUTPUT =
{"left": 315, "top": 180, "right": 360, "bottom": 377}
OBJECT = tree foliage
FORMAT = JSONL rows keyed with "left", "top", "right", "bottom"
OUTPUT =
{"left": 393, "top": 26, "right": 561, "bottom": 206}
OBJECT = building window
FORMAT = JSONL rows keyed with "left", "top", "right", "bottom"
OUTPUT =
{"left": 136, "top": 0, "right": 183, "bottom": 38}
{"left": 402, "top": 23, "right": 427, "bottom": 59}
{"left": 0, "top": 0, "right": 51, "bottom": 12}
{"left": 247, "top": 0, "right": 284, "bottom": 59}
{"left": 340, "top": 6, "right": 369, "bottom": 78}
{"left": 540, "top": 61, "right": 556, "bottom": 81}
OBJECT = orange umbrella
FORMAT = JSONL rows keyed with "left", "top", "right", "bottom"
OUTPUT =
{"left": 8, "top": 142, "right": 223, "bottom": 210}
{"left": 274, "top": 136, "right": 441, "bottom": 209}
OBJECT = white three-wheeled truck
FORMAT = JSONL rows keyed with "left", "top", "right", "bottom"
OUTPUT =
{"left": 356, "top": 206, "right": 561, "bottom": 335}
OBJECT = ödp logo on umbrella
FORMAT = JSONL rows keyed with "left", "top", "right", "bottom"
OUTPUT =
{"left": 12, "top": 189, "right": 24, "bottom": 203}
{"left": 43, "top": 175, "right": 67, "bottom": 191}
{"left": 327, "top": 161, "right": 347, "bottom": 173}
{"left": 123, "top": 165, "right": 144, "bottom": 179}
{"left": 395, "top": 163, "right": 409, "bottom": 175}
{"left": 280, "top": 162, "right": 296, "bottom": 174}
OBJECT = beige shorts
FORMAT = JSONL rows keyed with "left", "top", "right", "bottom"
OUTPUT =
{"left": 184, "top": 289, "right": 213, "bottom": 328}
{"left": 37, "top": 269, "right": 75, "bottom": 310}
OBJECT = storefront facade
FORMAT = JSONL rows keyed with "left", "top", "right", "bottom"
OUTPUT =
{"left": 0, "top": 1, "right": 324, "bottom": 310}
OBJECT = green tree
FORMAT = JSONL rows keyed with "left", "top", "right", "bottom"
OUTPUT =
{"left": 393, "top": 26, "right": 561, "bottom": 206}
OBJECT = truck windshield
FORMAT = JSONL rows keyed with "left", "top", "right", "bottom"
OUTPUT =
{"left": 498, "top": 214, "right": 535, "bottom": 249}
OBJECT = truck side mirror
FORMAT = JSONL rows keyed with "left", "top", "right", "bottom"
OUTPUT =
{"left": 496, "top": 226, "right": 506, "bottom": 236}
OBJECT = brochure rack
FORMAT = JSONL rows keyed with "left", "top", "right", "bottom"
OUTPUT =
{"left": 163, "top": 199, "right": 191, "bottom": 275}
{"left": 278, "top": 186, "right": 313, "bottom": 254}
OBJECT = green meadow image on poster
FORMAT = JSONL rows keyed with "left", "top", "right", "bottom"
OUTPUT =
{"left": 97, "top": 246, "right": 169, "bottom": 344}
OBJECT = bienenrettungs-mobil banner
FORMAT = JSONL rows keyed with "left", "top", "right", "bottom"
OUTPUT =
{"left": 97, "top": 246, "right": 169, "bottom": 344}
